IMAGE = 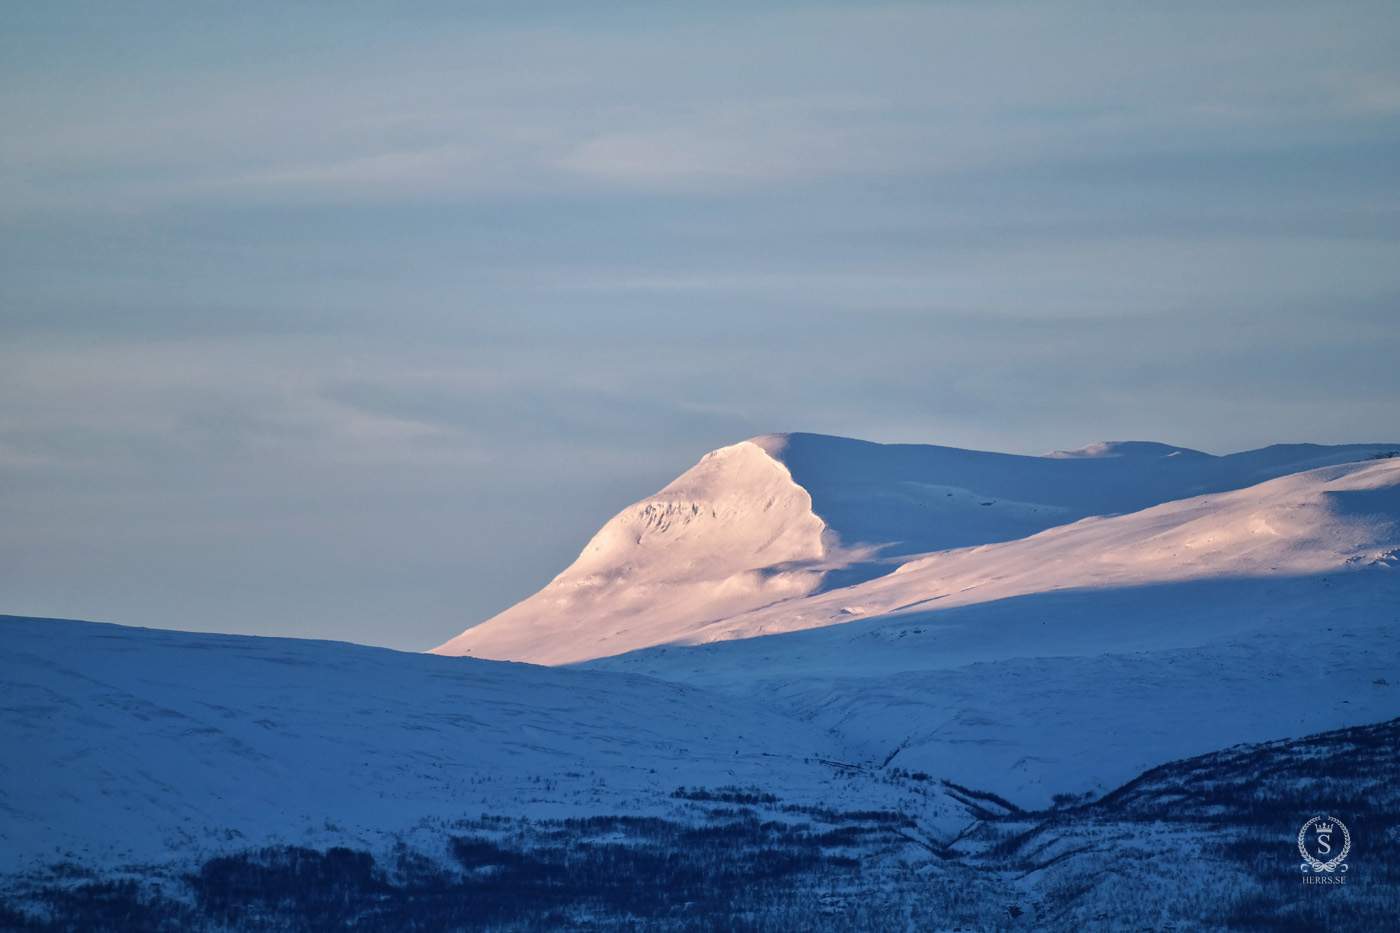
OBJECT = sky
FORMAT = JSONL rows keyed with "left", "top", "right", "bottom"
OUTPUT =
{"left": 2, "top": 1, "right": 1399, "bottom": 651}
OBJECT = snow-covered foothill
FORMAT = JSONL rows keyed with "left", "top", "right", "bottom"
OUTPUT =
{"left": 0, "top": 616, "right": 893, "bottom": 877}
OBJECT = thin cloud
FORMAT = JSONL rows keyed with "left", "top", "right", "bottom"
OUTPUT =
{"left": 2, "top": 1, "right": 1398, "bottom": 648}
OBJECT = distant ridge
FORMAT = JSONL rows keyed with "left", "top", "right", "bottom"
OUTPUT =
{"left": 1043, "top": 440, "right": 1209, "bottom": 459}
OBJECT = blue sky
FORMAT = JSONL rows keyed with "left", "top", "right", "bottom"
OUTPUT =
{"left": 3, "top": 1, "right": 1398, "bottom": 649}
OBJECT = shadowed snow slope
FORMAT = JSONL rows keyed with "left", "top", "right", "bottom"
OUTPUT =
{"left": 585, "top": 572, "right": 1400, "bottom": 807}
{"left": 0, "top": 616, "right": 871, "bottom": 876}
{"left": 433, "top": 433, "right": 1399, "bottom": 665}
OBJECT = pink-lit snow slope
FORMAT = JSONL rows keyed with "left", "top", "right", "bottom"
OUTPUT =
{"left": 432, "top": 434, "right": 1399, "bottom": 665}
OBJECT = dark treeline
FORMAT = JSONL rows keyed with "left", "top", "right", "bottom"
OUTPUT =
{"left": 4, "top": 720, "right": 1397, "bottom": 932}
{"left": 0, "top": 811, "right": 913, "bottom": 933}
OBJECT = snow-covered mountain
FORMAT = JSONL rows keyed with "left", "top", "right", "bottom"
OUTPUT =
{"left": 5, "top": 433, "right": 1399, "bottom": 931}
{"left": 425, "top": 431, "right": 1400, "bottom": 824}
{"left": 432, "top": 433, "right": 1399, "bottom": 664}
